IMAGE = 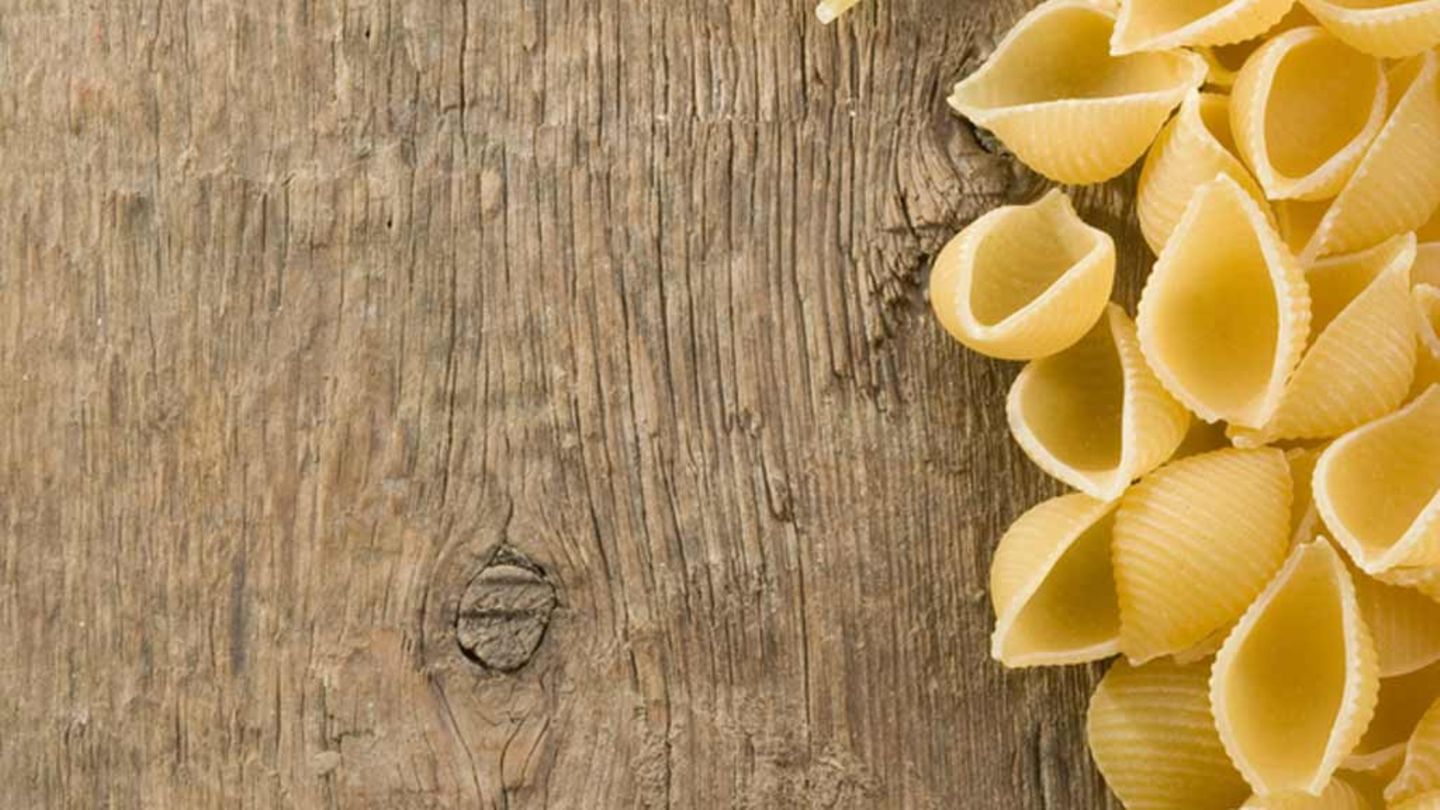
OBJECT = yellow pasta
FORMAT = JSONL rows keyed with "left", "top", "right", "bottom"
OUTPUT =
{"left": 1299, "top": 53, "right": 1440, "bottom": 262}
{"left": 1277, "top": 198, "right": 1332, "bottom": 255}
{"left": 1414, "top": 284, "right": 1440, "bottom": 397}
{"left": 989, "top": 494, "right": 1122, "bottom": 666}
{"left": 1230, "top": 26, "right": 1388, "bottom": 200}
{"left": 1345, "top": 659, "right": 1440, "bottom": 772}
{"left": 1416, "top": 210, "right": 1440, "bottom": 287}
{"left": 1113, "top": 447, "right": 1292, "bottom": 662}
{"left": 1007, "top": 304, "right": 1189, "bottom": 500}
{"left": 1137, "top": 91, "right": 1268, "bottom": 254}
{"left": 1314, "top": 386, "right": 1440, "bottom": 574}
{"left": 1288, "top": 446, "right": 1324, "bottom": 546}
{"left": 1240, "top": 776, "right": 1374, "bottom": 808}
{"left": 1136, "top": 175, "right": 1310, "bottom": 428}
{"left": 1087, "top": 657, "right": 1251, "bottom": 809}
{"left": 929, "top": 189, "right": 1115, "bottom": 360}
{"left": 1388, "top": 697, "right": 1440, "bottom": 803}
{"left": 1378, "top": 566, "right": 1440, "bottom": 605}
{"left": 1353, "top": 572, "right": 1440, "bottom": 677}
{"left": 1393, "top": 792, "right": 1440, "bottom": 810}
{"left": 1298, "top": 0, "right": 1440, "bottom": 57}
{"left": 1197, "top": 5, "right": 1319, "bottom": 86}
{"left": 814, "top": 0, "right": 862, "bottom": 23}
{"left": 947, "top": 0, "right": 1206, "bottom": 183}
{"left": 1211, "top": 539, "right": 1379, "bottom": 797}
{"left": 1110, "top": 0, "right": 1294, "bottom": 53}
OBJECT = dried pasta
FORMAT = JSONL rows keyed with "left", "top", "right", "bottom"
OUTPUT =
{"left": 1415, "top": 284, "right": 1440, "bottom": 397}
{"left": 989, "top": 494, "right": 1122, "bottom": 666}
{"left": 1110, "top": 0, "right": 1294, "bottom": 53}
{"left": 1113, "top": 447, "right": 1292, "bottom": 662}
{"left": 929, "top": 189, "right": 1115, "bottom": 360}
{"left": 1417, "top": 210, "right": 1440, "bottom": 287}
{"left": 1393, "top": 793, "right": 1440, "bottom": 810}
{"left": 1288, "top": 446, "right": 1324, "bottom": 546}
{"left": 1196, "top": 5, "right": 1318, "bottom": 86}
{"left": 1230, "top": 26, "right": 1388, "bottom": 200}
{"left": 948, "top": 0, "right": 1206, "bottom": 183}
{"left": 1345, "top": 659, "right": 1440, "bottom": 772}
{"left": 1239, "top": 776, "right": 1374, "bottom": 808}
{"left": 1137, "top": 175, "right": 1309, "bottom": 428}
{"left": 1007, "top": 304, "right": 1189, "bottom": 500}
{"left": 1298, "top": 0, "right": 1440, "bottom": 57}
{"left": 815, "top": 0, "right": 862, "bottom": 23}
{"left": 1378, "top": 566, "right": 1440, "bottom": 605}
{"left": 1388, "top": 697, "right": 1440, "bottom": 803}
{"left": 1353, "top": 572, "right": 1440, "bottom": 678}
{"left": 1210, "top": 539, "right": 1379, "bottom": 796}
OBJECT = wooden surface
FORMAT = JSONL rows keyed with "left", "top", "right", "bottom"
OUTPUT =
{"left": 0, "top": 0, "right": 1154, "bottom": 806}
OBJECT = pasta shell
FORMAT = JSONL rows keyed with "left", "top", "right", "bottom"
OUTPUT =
{"left": 1345, "top": 659, "right": 1440, "bottom": 772}
{"left": 1137, "top": 175, "right": 1310, "bottom": 428}
{"left": 947, "top": 0, "right": 1206, "bottom": 183}
{"left": 1289, "top": 446, "right": 1325, "bottom": 546}
{"left": 814, "top": 0, "right": 861, "bottom": 23}
{"left": 1377, "top": 566, "right": 1440, "bottom": 605}
{"left": 1418, "top": 244, "right": 1440, "bottom": 289}
{"left": 1087, "top": 657, "right": 1251, "bottom": 809}
{"left": 1277, "top": 198, "right": 1332, "bottom": 255}
{"left": 1007, "top": 304, "right": 1190, "bottom": 500}
{"left": 1298, "top": 0, "right": 1440, "bottom": 56}
{"left": 1211, "top": 539, "right": 1380, "bottom": 796}
{"left": 989, "top": 494, "right": 1122, "bottom": 666}
{"left": 1111, "top": 0, "right": 1295, "bottom": 53}
{"left": 1414, "top": 285, "right": 1440, "bottom": 398}
{"left": 1393, "top": 792, "right": 1440, "bottom": 810}
{"left": 1196, "top": 5, "right": 1319, "bottom": 86}
{"left": 1137, "top": 91, "right": 1269, "bottom": 254}
{"left": 1230, "top": 27, "right": 1388, "bottom": 201}
{"left": 1113, "top": 447, "right": 1293, "bottom": 662}
{"left": 1353, "top": 572, "right": 1440, "bottom": 677}
{"left": 1300, "top": 53, "right": 1440, "bottom": 262}
{"left": 1240, "top": 776, "right": 1374, "bottom": 808}
{"left": 1313, "top": 385, "right": 1440, "bottom": 574}
{"left": 1387, "top": 697, "right": 1440, "bottom": 803}
{"left": 1228, "top": 234, "right": 1417, "bottom": 446}
{"left": 929, "top": 189, "right": 1115, "bottom": 360}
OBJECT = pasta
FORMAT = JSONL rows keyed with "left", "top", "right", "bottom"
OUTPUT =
{"left": 1313, "top": 385, "right": 1440, "bottom": 574}
{"left": 1417, "top": 210, "right": 1440, "bottom": 287}
{"left": 1393, "top": 793, "right": 1440, "bottom": 810}
{"left": 1288, "top": 446, "right": 1324, "bottom": 546}
{"left": 1110, "top": 0, "right": 1293, "bottom": 53}
{"left": 1353, "top": 572, "right": 1440, "bottom": 678}
{"left": 1415, "top": 284, "right": 1440, "bottom": 397}
{"left": 1344, "top": 659, "right": 1440, "bottom": 772}
{"left": 1136, "top": 175, "right": 1309, "bottom": 428}
{"left": 1136, "top": 91, "right": 1268, "bottom": 254}
{"left": 947, "top": 0, "right": 1206, "bottom": 183}
{"left": 1112, "top": 447, "right": 1292, "bottom": 662}
{"left": 929, "top": 189, "right": 1115, "bottom": 360}
{"left": 989, "top": 494, "right": 1122, "bottom": 666}
{"left": 1086, "top": 657, "right": 1251, "bottom": 809}
{"left": 1297, "top": 0, "right": 1440, "bottom": 57}
{"left": 814, "top": 0, "right": 862, "bottom": 23}
{"left": 1006, "top": 304, "right": 1189, "bottom": 500}
{"left": 1378, "top": 566, "right": 1440, "bottom": 605}
{"left": 1239, "top": 776, "right": 1373, "bottom": 808}
{"left": 1230, "top": 26, "right": 1388, "bottom": 200}
{"left": 1387, "top": 697, "right": 1440, "bottom": 803}
{"left": 1196, "top": 5, "right": 1318, "bottom": 87}
{"left": 1210, "top": 539, "right": 1379, "bottom": 796}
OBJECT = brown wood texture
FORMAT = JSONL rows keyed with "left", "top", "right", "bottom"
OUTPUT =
{"left": 0, "top": 0, "right": 1152, "bottom": 806}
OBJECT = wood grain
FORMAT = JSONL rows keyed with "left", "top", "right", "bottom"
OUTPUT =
{"left": 0, "top": 0, "right": 1151, "bottom": 806}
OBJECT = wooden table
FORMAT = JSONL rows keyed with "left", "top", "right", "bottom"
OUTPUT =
{"left": 2, "top": 0, "right": 1146, "bottom": 806}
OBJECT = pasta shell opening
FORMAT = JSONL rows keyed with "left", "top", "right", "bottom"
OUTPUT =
{"left": 1353, "top": 571, "right": 1440, "bottom": 677}
{"left": 1007, "top": 304, "right": 1190, "bottom": 500}
{"left": 948, "top": 0, "right": 1206, "bottom": 183}
{"left": 930, "top": 189, "right": 1115, "bottom": 360}
{"left": 1137, "top": 175, "right": 1309, "bottom": 427}
{"left": 989, "top": 494, "right": 1122, "bottom": 666}
{"left": 1344, "top": 658, "right": 1440, "bottom": 771}
{"left": 1211, "top": 539, "right": 1379, "bottom": 796}
{"left": 1230, "top": 27, "right": 1388, "bottom": 200}
{"left": 1197, "top": 5, "right": 1318, "bottom": 85}
{"left": 1386, "top": 696, "right": 1440, "bottom": 803}
{"left": 1313, "top": 385, "right": 1440, "bottom": 573}
{"left": 1297, "top": 0, "right": 1440, "bottom": 57}
{"left": 1111, "top": 0, "right": 1295, "bottom": 53}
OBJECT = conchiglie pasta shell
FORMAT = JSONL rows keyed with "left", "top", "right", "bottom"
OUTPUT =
{"left": 1087, "top": 657, "right": 1251, "bottom": 809}
{"left": 1007, "top": 304, "right": 1189, "bottom": 500}
{"left": 1313, "top": 385, "right": 1440, "bottom": 574}
{"left": 1387, "top": 697, "right": 1440, "bottom": 803}
{"left": 1393, "top": 792, "right": 1440, "bottom": 810}
{"left": 1300, "top": 53, "right": 1440, "bottom": 262}
{"left": 1197, "top": 5, "right": 1319, "bottom": 86}
{"left": 1344, "top": 659, "right": 1440, "bottom": 772}
{"left": 1113, "top": 447, "right": 1293, "bottom": 662}
{"left": 1418, "top": 244, "right": 1440, "bottom": 289}
{"left": 1289, "top": 445, "right": 1325, "bottom": 546}
{"left": 1298, "top": 0, "right": 1440, "bottom": 57}
{"left": 1137, "top": 175, "right": 1310, "bottom": 428}
{"left": 1111, "top": 0, "right": 1295, "bottom": 53}
{"left": 948, "top": 0, "right": 1206, "bottom": 183}
{"left": 989, "top": 494, "right": 1122, "bottom": 666}
{"left": 1353, "top": 572, "right": 1440, "bottom": 677}
{"left": 930, "top": 189, "right": 1115, "bottom": 360}
{"left": 1211, "top": 539, "right": 1380, "bottom": 797}
{"left": 1137, "top": 91, "right": 1268, "bottom": 254}
{"left": 1277, "top": 198, "right": 1332, "bottom": 255}
{"left": 1230, "top": 27, "right": 1388, "bottom": 201}
{"left": 1240, "top": 776, "right": 1374, "bottom": 808}
{"left": 1413, "top": 285, "right": 1440, "bottom": 398}
{"left": 1377, "top": 566, "right": 1440, "bottom": 604}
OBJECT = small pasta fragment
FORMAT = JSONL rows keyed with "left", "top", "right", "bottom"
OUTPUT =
{"left": 1387, "top": 697, "right": 1440, "bottom": 803}
{"left": 1414, "top": 284, "right": 1440, "bottom": 397}
{"left": 814, "top": 0, "right": 861, "bottom": 23}
{"left": 1137, "top": 175, "right": 1309, "bottom": 428}
{"left": 1345, "top": 659, "right": 1440, "bottom": 771}
{"left": 1211, "top": 539, "right": 1379, "bottom": 797}
{"left": 1353, "top": 573, "right": 1440, "bottom": 677}
{"left": 929, "top": 189, "right": 1115, "bottom": 360}
{"left": 1298, "top": 0, "right": 1440, "bottom": 57}
{"left": 1230, "top": 27, "right": 1388, "bottom": 200}
{"left": 1137, "top": 91, "right": 1268, "bottom": 254}
{"left": 1087, "top": 657, "right": 1251, "bottom": 809}
{"left": 1007, "top": 305, "right": 1189, "bottom": 500}
{"left": 1313, "top": 386, "right": 1440, "bottom": 574}
{"left": 1239, "top": 775, "right": 1374, "bottom": 808}
{"left": 1110, "top": 0, "right": 1294, "bottom": 54}
{"left": 1113, "top": 448, "right": 1292, "bottom": 662}
{"left": 948, "top": 0, "right": 1206, "bottom": 183}
{"left": 989, "top": 494, "right": 1122, "bottom": 666}
{"left": 1197, "top": 5, "right": 1318, "bottom": 86}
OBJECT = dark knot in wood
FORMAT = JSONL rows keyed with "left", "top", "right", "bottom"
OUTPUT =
{"left": 455, "top": 548, "right": 557, "bottom": 672}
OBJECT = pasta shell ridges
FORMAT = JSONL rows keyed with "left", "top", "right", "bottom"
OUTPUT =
{"left": 1387, "top": 698, "right": 1440, "bottom": 803}
{"left": 1297, "top": 0, "right": 1440, "bottom": 57}
{"left": 1111, "top": 0, "right": 1295, "bottom": 54}
{"left": 1414, "top": 284, "right": 1440, "bottom": 398}
{"left": 1354, "top": 572, "right": 1440, "bottom": 678}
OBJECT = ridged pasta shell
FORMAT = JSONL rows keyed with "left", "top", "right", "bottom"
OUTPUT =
{"left": 1230, "top": 27, "right": 1388, "bottom": 201}
{"left": 1414, "top": 285, "right": 1440, "bottom": 398}
{"left": 1289, "top": 446, "right": 1325, "bottom": 546}
{"left": 1345, "top": 659, "right": 1440, "bottom": 772}
{"left": 1228, "top": 234, "right": 1417, "bottom": 446}
{"left": 1277, "top": 198, "right": 1332, "bottom": 255}
{"left": 1419, "top": 244, "right": 1440, "bottom": 289}
{"left": 1353, "top": 572, "right": 1440, "bottom": 677}
{"left": 947, "top": 0, "right": 1207, "bottom": 183}
{"left": 1393, "top": 792, "right": 1440, "bottom": 810}
{"left": 1007, "top": 304, "right": 1190, "bottom": 500}
{"left": 989, "top": 493, "right": 1122, "bottom": 666}
{"left": 1378, "top": 566, "right": 1440, "bottom": 604}
{"left": 1300, "top": 53, "right": 1440, "bottom": 262}
{"left": 929, "top": 189, "right": 1115, "bottom": 360}
{"left": 1387, "top": 697, "right": 1440, "bottom": 803}
{"left": 1137, "top": 91, "right": 1269, "bottom": 254}
{"left": 1137, "top": 175, "right": 1310, "bottom": 428}
{"left": 1087, "top": 657, "right": 1251, "bottom": 809}
{"left": 1313, "top": 385, "right": 1440, "bottom": 574}
{"left": 1240, "top": 776, "right": 1374, "bottom": 808}
{"left": 1298, "top": 0, "right": 1440, "bottom": 56}
{"left": 1111, "top": 0, "right": 1295, "bottom": 53}
{"left": 1211, "top": 539, "right": 1380, "bottom": 796}
{"left": 1197, "top": 5, "right": 1319, "bottom": 86}
{"left": 1114, "top": 447, "right": 1293, "bottom": 662}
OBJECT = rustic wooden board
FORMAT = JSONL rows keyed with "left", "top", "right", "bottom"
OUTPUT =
{"left": 0, "top": 0, "right": 1152, "bottom": 806}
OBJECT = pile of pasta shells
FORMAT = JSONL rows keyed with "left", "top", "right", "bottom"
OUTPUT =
{"left": 917, "top": 0, "right": 1440, "bottom": 805}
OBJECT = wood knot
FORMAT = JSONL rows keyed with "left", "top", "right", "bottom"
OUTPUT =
{"left": 455, "top": 547, "right": 556, "bottom": 672}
